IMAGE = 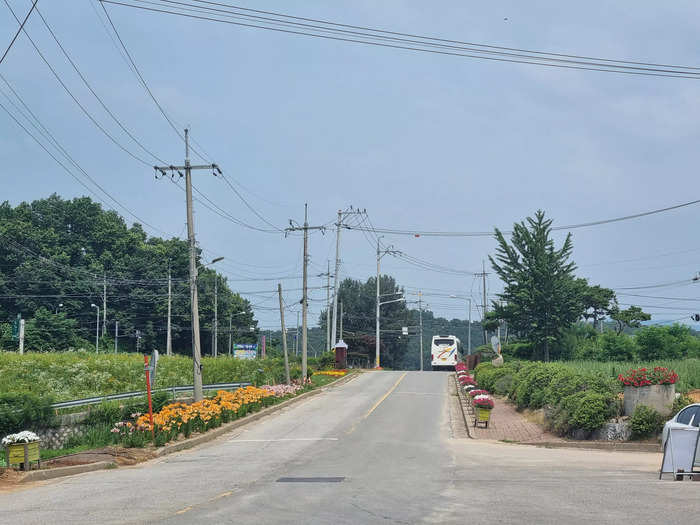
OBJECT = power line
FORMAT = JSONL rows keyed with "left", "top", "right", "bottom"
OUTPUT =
{"left": 0, "top": 0, "right": 36, "bottom": 65}
{"left": 99, "top": 0, "right": 700, "bottom": 79}
{"left": 345, "top": 197, "right": 700, "bottom": 237}
{"left": 3, "top": 0, "right": 153, "bottom": 166}
{"left": 33, "top": 5, "right": 166, "bottom": 164}
{"left": 98, "top": 1, "right": 210, "bottom": 162}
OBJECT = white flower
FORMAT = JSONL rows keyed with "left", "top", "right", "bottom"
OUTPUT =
{"left": 2, "top": 431, "right": 40, "bottom": 446}
{"left": 473, "top": 394, "right": 491, "bottom": 402}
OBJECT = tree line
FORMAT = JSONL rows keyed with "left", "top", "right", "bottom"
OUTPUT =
{"left": 0, "top": 195, "right": 257, "bottom": 353}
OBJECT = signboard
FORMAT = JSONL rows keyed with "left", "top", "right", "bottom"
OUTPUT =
{"left": 233, "top": 343, "right": 258, "bottom": 360}
{"left": 402, "top": 327, "right": 408, "bottom": 335}
{"left": 660, "top": 427, "right": 700, "bottom": 479}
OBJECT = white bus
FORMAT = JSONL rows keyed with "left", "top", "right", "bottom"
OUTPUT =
{"left": 431, "top": 335, "right": 461, "bottom": 371}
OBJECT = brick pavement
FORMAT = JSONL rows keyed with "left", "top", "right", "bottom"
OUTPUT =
{"left": 455, "top": 373, "right": 563, "bottom": 443}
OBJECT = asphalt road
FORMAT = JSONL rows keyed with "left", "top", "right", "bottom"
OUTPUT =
{"left": 1, "top": 371, "right": 699, "bottom": 524}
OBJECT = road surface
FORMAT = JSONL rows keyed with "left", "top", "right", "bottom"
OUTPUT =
{"left": 1, "top": 371, "right": 698, "bottom": 524}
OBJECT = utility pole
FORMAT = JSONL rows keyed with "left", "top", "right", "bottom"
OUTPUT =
{"left": 375, "top": 239, "right": 401, "bottom": 368}
{"left": 419, "top": 291, "right": 423, "bottom": 371}
{"left": 339, "top": 301, "right": 343, "bottom": 340}
{"left": 18, "top": 318, "right": 24, "bottom": 355}
{"left": 285, "top": 205, "right": 325, "bottom": 381}
{"left": 278, "top": 283, "right": 290, "bottom": 384}
{"left": 295, "top": 311, "right": 299, "bottom": 355}
{"left": 213, "top": 275, "right": 218, "bottom": 357}
{"left": 330, "top": 207, "right": 365, "bottom": 349}
{"left": 166, "top": 265, "right": 172, "bottom": 356}
{"left": 478, "top": 260, "right": 489, "bottom": 346}
{"left": 154, "top": 128, "right": 222, "bottom": 402}
{"left": 326, "top": 260, "right": 331, "bottom": 352}
{"left": 228, "top": 314, "right": 232, "bottom": 356}
{"left": 102, "top": 272, "right": 107, "bottom": 338}
{"left": 114, "top": 321, "right": 119, "bottom": 353}
{"left": 467, "top": 298, "right": 472, "bottom": 355}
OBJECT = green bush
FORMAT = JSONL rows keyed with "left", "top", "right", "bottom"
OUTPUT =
{"left": 672, "top": 394, "right": 694, "bottom": 414}
{"left": 629, "top": 405, "right": 664, "bottom": 439}
{"left": 510, "top": 363, "right": 560, "bottom": 409}
{"left": 543, "top": 368, "right": 586, "bottom": 406}
{"left": 0, "top": 392, "right": 55, "bottom": 436}
{"left": 550, "top": 391, "right": 615, "bottom": 435}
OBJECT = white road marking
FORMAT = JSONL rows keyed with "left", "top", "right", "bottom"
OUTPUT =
{"left": 229, "top": 438, "right": 339, "bottom": 443}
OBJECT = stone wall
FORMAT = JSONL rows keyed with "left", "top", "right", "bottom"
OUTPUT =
{"left": 34, "top": 411, "right": 89, "bottom": 450}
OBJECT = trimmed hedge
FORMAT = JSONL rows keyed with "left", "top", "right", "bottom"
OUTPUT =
{"left": 474, "top": 360, "right": 619, "bottom": 437}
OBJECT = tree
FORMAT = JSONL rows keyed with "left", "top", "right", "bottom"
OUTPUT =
{"left": 577, "top": 280, "right": 617, "bottom": 330}
{"left": 609, "top": 304, "right": 651, "bottom": 335}
{"left": 489, "top": 210, "right": 583, "bottom": 361}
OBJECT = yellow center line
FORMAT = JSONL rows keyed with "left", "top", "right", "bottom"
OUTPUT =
{"left": 363, "top": 372, "right": 407, "bottom": 419}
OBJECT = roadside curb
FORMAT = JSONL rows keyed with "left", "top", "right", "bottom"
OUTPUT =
{"left": 19, "top": 461, "right": 116, "bottom": 483}
{"left": 6, "top": 373, "right": 359, "bottom": 485}
{"left": 452, "top": 374, "right": 473, "bottom": 439}
{"left": 154, "top": 372, "right": 360, "bottom": 458}
{"left": 523, "top": 440, "right": 662, "bottom": 453}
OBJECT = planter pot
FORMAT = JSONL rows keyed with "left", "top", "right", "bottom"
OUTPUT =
{"left": 623, "top": 384, "right": 675, "bottom": 417}
{"left": 5, "top": 441, "right": 40, "bottom": 471}
{"left": 474, "top": 407, "right": 491, "bottom": 428}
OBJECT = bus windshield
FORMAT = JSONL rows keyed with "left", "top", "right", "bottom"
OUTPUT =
{"left": 434, "top": 338, "right": 454, "bottom": 346}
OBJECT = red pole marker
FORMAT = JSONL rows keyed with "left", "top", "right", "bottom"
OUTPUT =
{"left": 144, "top": 355, "right": 154, "bottom": 438}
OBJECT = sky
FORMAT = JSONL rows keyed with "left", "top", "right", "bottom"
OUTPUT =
{"left": 2, "top": 0, "right": 700, "bottom": 332}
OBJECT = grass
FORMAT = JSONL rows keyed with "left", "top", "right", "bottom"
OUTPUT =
{"left": 561, "top": 359, "right": 700, "bottom": 392}
{"left": 0, "top": 352, "right": 299, "bottom": 401}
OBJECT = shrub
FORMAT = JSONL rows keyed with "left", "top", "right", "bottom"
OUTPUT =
{"left": 511, "top": 363, "right": 560, "bottom": 409}
{"left": 672, "top": 394, "right": 694, "bottom": 414}
{"left": 543, "top": 368, "right": 586, "bottom": 406}
{"left": 629, "top": 405, "right": 664, "bottom": 439}
{"left": 549, "top": 391, "right": 615, "bottom": 435}
{"left": 0, "top": 392, "right": 55, "bottom": 436}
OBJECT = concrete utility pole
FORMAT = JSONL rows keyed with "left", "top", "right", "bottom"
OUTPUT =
{"left": 339, "top": 301, "right": 343, "bottom": 340}
{"left": 285, "top": 205, "right": 325, "bottom": 381}
{"left": 18, "top": 318, "right": 24, "bottom": 355}
{"left": 375, "top": 239, "right": 401, "bottom": 368}
{"left": 419, "top": 291, "right": 423, "bottom": 371}
{"left": 154, "top": 128, "right": 222, "bottom": 402}
{"left": 278, "top": 283, "right": 291, "bottom": 384}
{"left": 295, "top": 311, "right": 299, "bottom": 355}
{"left": 213, "top": 275, "right": 218, "bottom": 357}
{"left": 166, "top": 265, "right": 172, "bottom": 356}
{"left": 326, "top": 260, "right": 331, "bottom": 352}
{"left": 91, "top": 303, "right": 99, "bottom": 353}
{"left": 479, "top": 260, "right": 489, "bottom": 346}
{"left": 102, "top": 272, "right": 107, "bottom": 338}
{"left": 467, "top": 298, "right": 472, "bottom": 355}
{"left": 228, "top": 314, "right": 232, "bottom": 356}
{"left": 114, "top": 321, "right": 119, "bottom": 353}
{"left": 330, "top": 207, "right": 365, "bottom": 349}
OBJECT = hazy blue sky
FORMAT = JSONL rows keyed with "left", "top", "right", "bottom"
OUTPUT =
{"left": 2, "top": 0, "right": 700, "bottom": 332}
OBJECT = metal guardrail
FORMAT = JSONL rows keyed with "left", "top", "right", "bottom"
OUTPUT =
{"left": 50, "top": 382, "right": 252, "bottom": 410}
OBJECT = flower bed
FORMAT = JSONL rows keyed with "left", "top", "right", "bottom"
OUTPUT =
{"left": 468, "top": 389, "right": 489, "bottom": 398}
{"left": 314, "top": 370, "right": 347, "bottom": 377}
{"left": 618, "top": 367, "right": 678, "bottom": 387}
{"left": 2, "top": 431, "right": 40, "bottom": 446}
{"left": 473, "top": 395, "right": 494, "bottom": 409}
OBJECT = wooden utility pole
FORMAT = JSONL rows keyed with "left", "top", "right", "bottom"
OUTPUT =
{"left": 154, "top": 128, "right": 222, "bottom": 402}
{"left": 278, "top": 283, "right": 290, "bottom": 384}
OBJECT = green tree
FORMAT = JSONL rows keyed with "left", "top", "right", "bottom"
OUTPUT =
{"left": 609, "top": 304, "right": 651, "bottom": 335}
{"left": 578, "top": 281, "right": 616, "bottom": 330}
{"left": 489, "top": 210, "right": 582, "bottom": 361}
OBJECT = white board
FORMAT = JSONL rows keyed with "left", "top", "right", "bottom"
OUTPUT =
{"left": 661, "top": 428, "right": 699, "bottom": 475}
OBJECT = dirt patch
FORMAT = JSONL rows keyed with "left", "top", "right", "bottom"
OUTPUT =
{"left": 43, "top": 446, "right": 156, "bottom": 468}
{"left": 0, "top": 468, "right": 27, "bottom": 492}
{"left": 687, "top": 389, "right": 700, "bottom": 403}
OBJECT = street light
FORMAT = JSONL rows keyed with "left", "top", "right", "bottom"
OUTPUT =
{"left": 376, "top": 294, "right": 405, "bottom": 368}
{"left": 90, "top": 304, "right": 99, "bottom": 353}
{"left": 55, "top": 303, "right": 64, "bottom": 314}
{"left": 450, "top": 295, "right": 472, "bottom": 355}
